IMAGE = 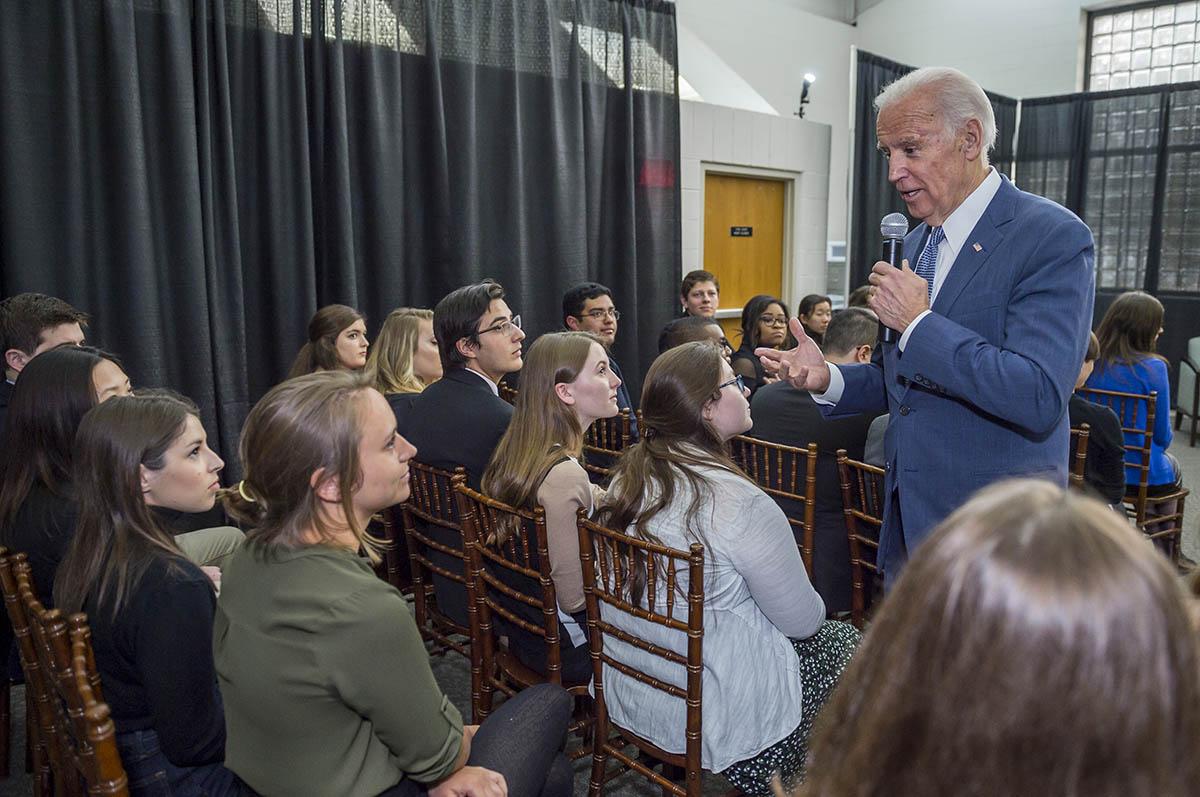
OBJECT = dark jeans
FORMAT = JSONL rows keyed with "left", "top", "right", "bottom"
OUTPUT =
{"left": 116, "top": 728, "right": 245, "bottom": 797}
{"left": 377, "top": 684, "right": 574, "bottom": 797}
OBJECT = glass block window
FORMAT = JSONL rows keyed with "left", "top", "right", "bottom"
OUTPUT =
{"left": 1089, "top": 2, "right": 1200, "bottom": 90}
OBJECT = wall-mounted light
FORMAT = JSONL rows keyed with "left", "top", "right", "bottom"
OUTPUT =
{"left": 797, "top": 72, "right": 816, "bottom": 119}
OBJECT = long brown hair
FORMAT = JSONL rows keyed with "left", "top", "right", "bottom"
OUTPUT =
{"left": 223, "top": 370, "right": 380, "bottom": 560}
{"left": 287, "top": 304, "right": 365, "bottom": 378}
{"left": 0, "top": 345, "right": 122, "bottom": 531}
{"left": 800, "top": 480, "right": 1200, "bottom": 797}
{"left": 596, "top": 342, "right": 743, "bottom": 599}
{"left": 1095, "top": 290, "right": 1165, "bottom": 372}
{"left": 482, "top": 332, "right": 600, "bottom": 541}
{"left": 367, "top": 308, "right": 435, "bottom": 394}
{"left": 54, "top": 392, "right": 199, "bottom": 618}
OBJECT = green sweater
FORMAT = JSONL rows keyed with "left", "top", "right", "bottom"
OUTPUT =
{"left": 214, "top": 542, "right": 463, "bottom": 796}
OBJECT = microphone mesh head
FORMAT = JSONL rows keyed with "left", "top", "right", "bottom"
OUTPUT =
{"left": 880, "top": 212, "right": 909, "bottom": 239}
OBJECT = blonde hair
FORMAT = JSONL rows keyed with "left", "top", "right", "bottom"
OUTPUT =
{"left": 482, "top": 332, "right": 602, "bottom": 542}
{"left": 223, "top": 371, "right": 381, "bottom": 562}
{"left": 367, "top": 307, "right": 435, "bottom": 394}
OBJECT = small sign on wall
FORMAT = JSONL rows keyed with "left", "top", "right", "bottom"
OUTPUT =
{"left": 730, "top": 226, "right": 753, "bottom": 237}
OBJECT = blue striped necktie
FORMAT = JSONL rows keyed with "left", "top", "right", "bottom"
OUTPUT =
{"left": 915, "top": 226, "right": 944, "bottom": 302}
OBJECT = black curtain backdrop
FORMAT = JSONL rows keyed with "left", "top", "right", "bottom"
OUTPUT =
{"left": 849, "top": 51, "right": 1017, "bottom": 290}
{"left": 0, "top": 0, "right": 681, "bottom": 469}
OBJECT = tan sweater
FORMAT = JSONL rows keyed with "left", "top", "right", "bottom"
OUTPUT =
{"left": 536, "top": 457, "right": 605, "bottom": 613}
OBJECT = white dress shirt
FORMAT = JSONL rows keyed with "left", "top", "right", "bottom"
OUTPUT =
{"left": 816, "top": 167, "right": 1002, "bottom": 405}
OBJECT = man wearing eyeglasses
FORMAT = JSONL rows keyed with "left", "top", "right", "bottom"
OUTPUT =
{"left": 562, "top": 282, "right": 638, "bottom": 440}
{"left": 405, "top": 279, "right": 525, "bottom": 491}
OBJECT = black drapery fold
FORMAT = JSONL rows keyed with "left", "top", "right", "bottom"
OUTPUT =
{"left": 849, "top": 51, "right": 1017, "bottom": 290}
{"left": 0, "top": 0, "right": 681, "bottom": 469}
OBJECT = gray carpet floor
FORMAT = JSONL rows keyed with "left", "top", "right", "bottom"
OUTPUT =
{"left": 1, "top": 436, "right": 1198, "bottom": 796}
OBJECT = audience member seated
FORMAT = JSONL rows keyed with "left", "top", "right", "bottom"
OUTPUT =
{"left": 562, "top": 281, "right": 637, "bottom": 437}
{"left": 0, "top": 292, "right": 88, "bottom": 445}
{"left": 657, "top": 316, "right": 732, "bottom": 362}
{"left": 799, "top": 480, "right": 1200, "bottom": 797}
{"left": 404, "top": 280, "right": 524, "bottom": 488}
{"left": 731, "top": 294, "right": 795, "bottom": 397}
{"left": 54, "top": 392, "right": 244, "bottom": 796}
{"left": 1084, "top": 292, "right": 1182, "bottom": 515}
{"left": 216, "top": 371, "right": 573, "bottom": 797}
{"left": 798, "top": 294, "right": 832, "bottom": 347}
{"left": 679, "top": 269, "right": 719, "bottom": 318}
{"left": 750, "top": 308, "right": 883, "bottom": 615}
{"left": 0, "top": 346, "right": 131, "bottom": 598}
{"left": 597, "top": 342, "right": 860, "bottom": 795}
{"left": 482, "top": 331, "right": 617, "bottom": 683}
{"left": 845, "top": 285, "right": 872, "bottom": 308}
{"left": 367, "top": 307, "right": 442, "bottom": 431}
{"left": 1069, "top": 331, "right": 1126, "bottom": 505}
{"left": 287, "top": 304, "right": 369, "bottom": 378}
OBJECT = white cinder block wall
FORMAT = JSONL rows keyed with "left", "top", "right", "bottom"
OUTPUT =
{"left": 680, "top": 99, "right": 832, "bottom": 306}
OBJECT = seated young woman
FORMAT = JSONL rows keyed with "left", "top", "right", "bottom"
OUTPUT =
{"left": 287, "top": 303, "right": 369, "bottom": 378}
{"left": 596, "top": 341, "right": 861, "bottom": 796}
{"left": 800, "top": 480, "right": 1200, "bottom": 797}
{"left": 730, "top": 294, "right": 795, "bottom": 397}
{"left": 482, "top": 331, "right": 620, "bottom": 684}
{"left": 797, "top": 293, "right": 832, "bottom": 347}
{"left": 366, "top": 307, "right": 442, "bottom": 432}
{"left": 215, "top": 371, "right": 573, "bottom": 797}
{"left": 54, "top": 391, "right": 244, "bottom": 796}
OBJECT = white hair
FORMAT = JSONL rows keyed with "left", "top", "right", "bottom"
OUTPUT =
{"left": 874, "top": 67, "right": 997, "bottom": 165}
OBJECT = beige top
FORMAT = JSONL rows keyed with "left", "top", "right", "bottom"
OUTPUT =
{"left": 537, "top": 456, "right": 605, "bottom": 613}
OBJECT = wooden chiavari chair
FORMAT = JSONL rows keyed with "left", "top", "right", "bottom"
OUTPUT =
{"left": 728, "top": 436, "right": 818, "bottom": 577}
{"left": 400, "top": 462, "right": 471, "bottom": 658}
{"left": 1068, "top": 423, "right": 1090, "bottom": 491}
{"left": 1077, "top": 387, "right": 1190, "bottom": 561}
{"left": 582, "top": 409, "right": 632, "bottom": 482}
{"left": 836, "top": 451, "right": 886, "bottom": 630}
{"left": 577, "top": 511, "right": 724, "bottom": 797}
{"left": 0, "top": 550, "right": 49, "bottom": 795}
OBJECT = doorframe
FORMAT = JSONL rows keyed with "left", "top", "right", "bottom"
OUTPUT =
{"left": 696, "top": 163, "right": 800, "bottom": 322}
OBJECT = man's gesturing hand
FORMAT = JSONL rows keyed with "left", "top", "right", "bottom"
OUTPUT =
{"left": 755, "top": 318, "right": 831, "bottom": 392}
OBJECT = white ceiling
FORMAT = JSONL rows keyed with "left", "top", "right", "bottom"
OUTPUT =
{"left": 772, "top": 0, "right": 889, "bottom": 25}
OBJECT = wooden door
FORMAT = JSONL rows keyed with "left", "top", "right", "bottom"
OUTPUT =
{"left": 702, "top": 174, "right": 787, "bottom": 346}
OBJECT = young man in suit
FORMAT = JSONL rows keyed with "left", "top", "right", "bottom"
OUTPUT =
{"left": 403, "top": 279, "right": 525, "bottom": 489}
{"left": 0, "top": 292, "right": 89, "bottom": 444}
{"left": 750, "top": 308, "right": 882, "bottom": 614}
{"left": 562, "top": 281, "right": 637, "bottom": 439}
{"left": 761, "top": 67, "right": 1095, "bottom": 584}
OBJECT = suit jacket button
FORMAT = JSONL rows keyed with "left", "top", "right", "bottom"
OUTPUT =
{"left": 899, "top": 405, "right": 911, "bottom": 416}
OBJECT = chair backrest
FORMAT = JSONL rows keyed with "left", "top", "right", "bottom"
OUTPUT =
{"left": 582, "top": 409, "right": 632, "bottom": 480}
{"left": 454, "top": 482, "right": 565, "bottom": 685}
{"left": 577, "top": 511, "right": 705, "bottom": 795}
{"left": 399, "top": 462, "right": 471, "bottom": 655}
{"left": 14, "top": 559, "right": 128, "bottom": 796}
{"left": 836, "top": 451, "right": 885, "bottom": 630}
{"left": 1076, "top": 386, "right": 1154, "bottom": 523}
{"left": 371, "top": 506, "right": 411, "bottom": 593}
{"left": 1068, "top": 423, "right": 1090, "bottom": 491}
{"left": 728, "top": 435, "right": 818, "bottom": 576}
{"left": 498, "top": 382, "right": 519, "bottom": 406}
{"left": 0, "top": 549, "right": 53, "bottom": 794}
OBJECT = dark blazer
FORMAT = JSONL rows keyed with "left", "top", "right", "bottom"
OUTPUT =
{"left": 826, "top": 176, "right": 1095, "bottom": 582}
{"left": 0, "top": 379, "right": 12, "bottom": 451}
{"left": 402, "top": 368, "right": 513, "bottom": 489}
{"left": 750, "top": 382, "right": 880, "bottom": 614}
{"left": 386, "top": 391, "right": 421, "bottom": 435}
{"left": 1068, "top": 394, "right": 1127, "bottom": 505}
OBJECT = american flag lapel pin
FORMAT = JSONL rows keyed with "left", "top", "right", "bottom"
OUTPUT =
{"left": 972, "top": 242, "right": 983, "bottom": 252}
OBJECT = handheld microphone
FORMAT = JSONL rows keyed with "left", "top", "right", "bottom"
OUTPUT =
{"left": 878, "top": 212, "right": 909, "bottom": 344}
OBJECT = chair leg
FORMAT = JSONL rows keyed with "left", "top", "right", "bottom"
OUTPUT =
{"left": 23, "top": 689, "right": 31, "bottom": 775}
{"left": 1190, "top": 413, "right": 1198, "bottom": 447}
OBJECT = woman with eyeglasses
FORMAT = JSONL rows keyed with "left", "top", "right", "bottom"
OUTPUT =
{"left": 731, "top": 295, "right": 796, "bottom": 398}
{"left": 597, "top": 342, "right": 861, "bottom": 796}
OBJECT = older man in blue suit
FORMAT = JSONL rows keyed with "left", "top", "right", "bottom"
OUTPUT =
{"left": 760, "top": 67, "right": 1094, "bottom": 583}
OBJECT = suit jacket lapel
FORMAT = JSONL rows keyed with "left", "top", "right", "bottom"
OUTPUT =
{"left": 931, "top": 176, "right": 1018, "bottom": 317}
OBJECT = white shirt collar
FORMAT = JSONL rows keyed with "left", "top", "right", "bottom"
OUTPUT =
{"left": 464, "top": 366, "right": 499, "bottom": 396}
{"left": 938, "top": 167, "right": 1001, "bottom": 257}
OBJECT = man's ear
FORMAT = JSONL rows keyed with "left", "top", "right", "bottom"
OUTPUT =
{"left": 565, "top": 316, "right": 581, "bottom": 332}
{"left": 857, "top": 344, "right": 874, "bottom": 364}
{"left": 961, "top": 118, "right": 983, "bottom": 161}
{"left": 454, "top": 336, "right": 479, "bottom": 362}
{"left": 311, "top": 467, "right": 342, "bottom": 503}
{"left": 4, "top": 348, "right": 30, "bottom": 374}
